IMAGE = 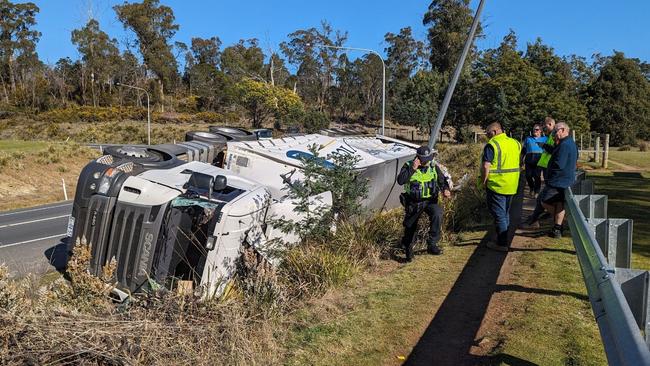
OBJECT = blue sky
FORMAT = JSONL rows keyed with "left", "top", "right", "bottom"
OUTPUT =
{"left": 30, "top": 0, "right": 650, "bottom": 65}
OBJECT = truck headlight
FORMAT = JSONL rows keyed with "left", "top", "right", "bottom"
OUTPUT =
{"left": 98, "top": 177, "right": 111, "bottom": 194}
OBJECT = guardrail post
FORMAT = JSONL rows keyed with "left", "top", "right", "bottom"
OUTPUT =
{"left": 588, "top": 218, "right": 634, "bottom": 268}
{"left": 571, "top": 179, "right": 594, "bottom": 195}
{"left": 574, "top": 194, "right": 608, "bottom": 219}
{"left": 615, "top": 269, "right": 650, "bottom": 349}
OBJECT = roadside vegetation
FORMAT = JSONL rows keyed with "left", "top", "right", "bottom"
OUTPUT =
{"left": 0, "top": 140, "right": 98, "bottom": 211}
{"left": 608, "top": 150, "right": 650, "bottom": 171}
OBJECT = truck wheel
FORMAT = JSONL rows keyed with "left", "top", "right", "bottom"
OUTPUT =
{"left": 207, "top": 126, "right": 257, "bottom": 141}
{"left": 185, "top": 131, "right": 227, "bottom": 145}
{"left": 103, "top": 145, "right": 181, "bottom": 168}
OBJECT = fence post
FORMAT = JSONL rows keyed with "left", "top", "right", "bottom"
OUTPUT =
{"left": 595, "top": 135, "right": 601, "bottom": 164}
{"left": 62, "top": 178, "right": 68, "bottom": 201}
{"left": 602, "top": 134, "right": 610, "bottom": 169}
{"left": 411, "top": 130, "right": 415, "bottom": 141}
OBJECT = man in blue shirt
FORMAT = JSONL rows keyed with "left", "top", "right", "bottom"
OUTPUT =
{"left": 521, "top": 124, "right": 547, "bottom": 196}
{"left": 539, "top": 121, "right": 578, "bottom": 238}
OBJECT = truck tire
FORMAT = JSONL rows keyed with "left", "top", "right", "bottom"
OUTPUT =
{"left": 185, "top": 131, "right": 228, "bottom": 145}
{"left": 103, "top": 145, "right": 181, "bottom": 168}
{"left": 208, "top": 126, "right": 257, "bottom": 141}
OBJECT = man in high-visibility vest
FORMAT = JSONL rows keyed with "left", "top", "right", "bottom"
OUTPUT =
{"left": 397, "top": 146, "right": 451, "bottom": 262}
{"left": 522, "top": 116, "right": 555, "bottom": 228}
{"left": 480, "top": 122, "right": 522, "bottom": 252}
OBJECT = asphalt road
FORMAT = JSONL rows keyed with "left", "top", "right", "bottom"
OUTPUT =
{"left": 0, "top": 201, "right": 72, "bottom": 276}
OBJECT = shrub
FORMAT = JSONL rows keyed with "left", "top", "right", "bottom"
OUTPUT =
{"left": 236, "top": 246, "right": 286, "bottom": 317}
{"left": 61, "top": 238, "right": 116, "bottom": 313}
{"left": 330, "top": 210, "right": 403, "bottom": 265}
{"left": 272, "top": 145, "right": 368, "bottom": 242}
{"left": 153, "top": 111, "right": 193, "bottom": 124}
{"left": 194, "top": 111, "right": 223, "bottom": 124}
{"left": 302, "top": 109, "right": 329, "bottom": 133}
{"left": 38, "top": 106, "right": 146, "bottom": 123}
{"left": 618, "top": 145, "right": 632, "bottom": 151}
{"left": 280, "top": 244, "right": 358, "bottom": 298}
{"left": 639, "top": 141, "right": 648, "bottom": 152}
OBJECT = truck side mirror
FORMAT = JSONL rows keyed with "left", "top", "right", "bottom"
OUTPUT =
{"left": 185, "top": 172, "right": 214, "bottom": 199}
{"left": 213, "top": 175, "right": 227, "bottom": 192}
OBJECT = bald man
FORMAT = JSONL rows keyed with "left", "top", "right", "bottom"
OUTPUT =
{"left": 481, "top": 122, "right": 522, "bottom": 252}
{"left": 539, "top": 121, "right": 578, "bottom": 238}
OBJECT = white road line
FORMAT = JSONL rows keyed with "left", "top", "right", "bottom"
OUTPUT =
{"left": 0, "top": 214, "right": 70, "bottom": 229}
{"left": 0, "top": 233, "right": 67, "bottom": 249}
{"left": 0, "top": 203, "right": 72, "bottom": 218}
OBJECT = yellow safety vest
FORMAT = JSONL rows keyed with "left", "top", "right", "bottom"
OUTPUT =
{"left": 486, "top": 133, "right": 521, "bottom": 195}
{"left": 537, "top": 134, "right": 555, "bottom": 168}
{"left": 404, "top": 162, "right": 438, "bottom": 200}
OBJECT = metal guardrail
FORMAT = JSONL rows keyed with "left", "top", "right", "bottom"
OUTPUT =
{"left": 566, "top": 174, "right": 650, "bottom": 365}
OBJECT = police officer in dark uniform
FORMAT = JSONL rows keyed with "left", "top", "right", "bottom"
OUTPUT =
{"left": 397, "top": 146, "right": 451, "bottom": 262}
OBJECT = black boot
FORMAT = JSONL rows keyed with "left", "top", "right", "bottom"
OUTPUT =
{"left": 405, "top": 243, "right": 414, "bottom": 262}
{"left": 427, "top": 243, "right": 442, "bottom": 255}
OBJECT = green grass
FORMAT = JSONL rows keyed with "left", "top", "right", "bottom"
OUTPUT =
{"left": 491, "top": 237, "right": 606, "bottom": 365}
{"left": 285, "top": 236, "right": 479, "bottom": 366}
{"left": 607, "top": 151, "right": 650, "bottom": 171}
{"left": 589, "top": 172, "right": 650, "bottom": 270}
{"left": 284, "top": 230, "right": 604, "bottom": 365}
{"left": 0, "top": 140, "right": 52, "bottom": 154}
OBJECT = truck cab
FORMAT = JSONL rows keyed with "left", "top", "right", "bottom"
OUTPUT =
{"left": 70, "top": 160, "right": 280, "bottom": 297}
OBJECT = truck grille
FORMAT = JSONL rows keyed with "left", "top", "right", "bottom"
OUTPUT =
{"left": 82, "top": 195, "right": 118, "bottom": 274}
{"left": 105, "top": 202, "right": 167, "bottom": 291}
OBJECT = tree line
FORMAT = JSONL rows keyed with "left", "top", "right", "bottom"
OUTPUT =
{"left": 1, "top": 0, "right": 649, "bottom": 144}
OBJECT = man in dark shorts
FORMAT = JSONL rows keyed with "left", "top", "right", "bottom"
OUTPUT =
{"left": 539, "top": 121, "right": 578, "bottom": 238}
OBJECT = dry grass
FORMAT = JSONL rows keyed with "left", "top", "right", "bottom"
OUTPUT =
{"left": 0, "top": 141, "right": 98, "bottom": 211}
{"left": 1, "top": 242, "right": 283, "bottom": 365}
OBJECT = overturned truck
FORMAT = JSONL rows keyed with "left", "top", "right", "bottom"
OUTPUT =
{"left": 68, "top": 129, "right": 418, "bottom": 297}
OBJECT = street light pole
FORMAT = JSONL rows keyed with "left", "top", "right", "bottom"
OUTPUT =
{"left": 115, "top": 82, "right": 151, "bottom": 145}
{"left": 427, "top": 0, "right": 486, "bottom": 150}
{"left": 318, "top": 44, "right": 386, "bottom": 136}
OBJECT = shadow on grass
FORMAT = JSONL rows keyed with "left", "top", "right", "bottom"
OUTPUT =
{"left": 613, "top": 171, "right": 645, "bottom": 178}
{"left": 495, "top": 284, "right": 588, "bottom": 301}
{"left": 509, "top": 247, "right": 576, "bottom": 255}
{"left": 404, "top": 177, "right": 527, "bottom": 365}
{"left": 403, "top": 231, "right": 509, "bottom": 366}
{"left": 44, "top": 238, "right": 69, "bottom": 272}
{"left": 488, "top": 353, "right": 540, "bottom": 365}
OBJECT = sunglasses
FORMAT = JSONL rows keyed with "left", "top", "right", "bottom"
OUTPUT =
{"left": 533, "top": 128, "right": 541, "bottom": 131}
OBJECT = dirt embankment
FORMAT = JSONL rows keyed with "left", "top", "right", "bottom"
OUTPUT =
{"left": 0, "top": 143, "right": 99, "bottom": 211}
